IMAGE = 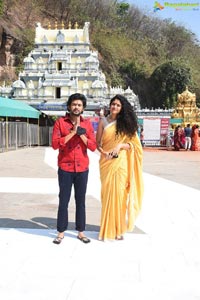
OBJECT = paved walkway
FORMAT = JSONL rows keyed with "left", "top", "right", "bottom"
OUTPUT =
{"left": 0, "top": 147, "right": 200, "bottom": 300}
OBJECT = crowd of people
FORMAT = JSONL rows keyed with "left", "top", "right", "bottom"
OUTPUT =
{"left": 173, "top": 124, "right": 200, "bottom": 151}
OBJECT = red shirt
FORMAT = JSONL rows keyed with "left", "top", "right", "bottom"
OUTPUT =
{"left": 52, "top": 114, "right": 97, "bottom": 172}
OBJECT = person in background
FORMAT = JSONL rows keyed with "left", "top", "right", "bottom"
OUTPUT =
{"left": 191, "top": 124, "right": 200, "bottom": 151}
{"left": 140, "top": 127, "right": 144, "bottom": 147}
{"left": 52, "top": 93, "right": 96, "bottom": 244}
{"left": 96, "top": 94, "right": 144, "bottom": 241}
{"left": 173, "top": 125, "right": 185, "bottom": 151}
{"left": 184, "top": 124, "right": 192, "bottom": 150}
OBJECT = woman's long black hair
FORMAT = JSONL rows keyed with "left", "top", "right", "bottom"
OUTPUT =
{"left": 110, "top": 94, "right": 138, "bottom": 138}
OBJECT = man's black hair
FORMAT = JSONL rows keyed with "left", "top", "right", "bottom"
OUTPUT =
{"left": 67, "top": 93, "right": 87, "bottom": 111}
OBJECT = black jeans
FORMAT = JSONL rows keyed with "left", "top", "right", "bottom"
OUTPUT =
{"left": 57, "top": 168, "right": 89, "bottom": 233}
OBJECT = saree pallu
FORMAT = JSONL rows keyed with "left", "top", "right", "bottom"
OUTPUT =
{"left": 99, "top": 122, "right": 144, "bottom": 240}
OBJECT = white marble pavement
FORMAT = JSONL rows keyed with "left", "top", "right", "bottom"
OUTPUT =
{"left": 0, "top": 148, "right": 200, "bottom": 300}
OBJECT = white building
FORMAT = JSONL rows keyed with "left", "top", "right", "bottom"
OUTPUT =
{"left": 0, "top": 21, "right": 140, "bottom": 115}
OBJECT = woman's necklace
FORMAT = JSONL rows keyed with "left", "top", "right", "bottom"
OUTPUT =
{"left": 107, "top": 115, "right": 115, "bottom": 123}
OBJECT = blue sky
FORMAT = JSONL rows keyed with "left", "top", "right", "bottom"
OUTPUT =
{"left": 126, "top": 0, "right": 200, "bottom": 42}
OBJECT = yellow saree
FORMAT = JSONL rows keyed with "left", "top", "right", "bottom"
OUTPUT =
{"left": 99, "top": 121, "right": 144, "bottom": 240}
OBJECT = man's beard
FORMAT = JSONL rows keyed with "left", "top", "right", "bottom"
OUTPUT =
{"left": 71, "top": 110, "right": 82, "bottom": 117}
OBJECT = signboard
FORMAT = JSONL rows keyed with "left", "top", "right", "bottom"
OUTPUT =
{"left": 87, "top": 116, "right": 99, "bottom": 132}
{"left": 160, "top": 118, "right": 170, "bottom": 145}
{"left": 143, "top": 118, "right": 161, "bottom": 145}
{"left": 142, "top": 117, "right": 170, "bottom": 146}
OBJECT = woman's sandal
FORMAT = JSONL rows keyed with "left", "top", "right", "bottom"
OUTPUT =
{"left": 53, "top": 236, "right": 64, "bottom": 244}
{"left": 116, "top": 236, "right": 124, "bottom": 240}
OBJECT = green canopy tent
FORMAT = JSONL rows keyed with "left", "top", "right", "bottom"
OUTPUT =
{"left": 0, "top": 96, "right": 40, "bottom": 119}
{"left": 0, "top": 97, "right": 41, "bottom": 149}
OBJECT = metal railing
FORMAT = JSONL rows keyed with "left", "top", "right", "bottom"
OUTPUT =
{"left": 0, "top": 121, "right": 52, "bottom": 152}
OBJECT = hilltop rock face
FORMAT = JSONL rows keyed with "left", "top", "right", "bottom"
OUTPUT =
{"left": 0, "top": 24, "right": 18, "bottom": 82}
{"left": 0, "top": 0, "right": 42, "bottom": 84}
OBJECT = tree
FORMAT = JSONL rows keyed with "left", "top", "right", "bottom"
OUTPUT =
{"left": 150, "top": 61, "right": 191, "bottom": 108}
{"left": 119, "top": 60, "right": 146, "bottom": 82}
{"left": 116, "top": 2, "right": 129, "bottom": 16}
{"left": 0, "top": 0, "right": 3, "bottom": 16}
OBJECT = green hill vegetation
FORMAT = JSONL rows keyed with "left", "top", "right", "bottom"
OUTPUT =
{"left": 0, "top": 0, "right": 200, "bottom": 108}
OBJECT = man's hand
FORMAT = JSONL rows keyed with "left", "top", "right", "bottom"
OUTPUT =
{"left": 76, "top": 126, "right": 86, "bottom": 136}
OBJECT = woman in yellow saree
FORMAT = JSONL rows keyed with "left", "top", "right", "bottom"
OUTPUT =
{"left": 96, "top": 95, "right": 144, "bottom": 241}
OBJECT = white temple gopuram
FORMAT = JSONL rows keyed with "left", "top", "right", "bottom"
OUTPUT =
{"left": 0, "top": 21, "right": 140, "bottom": 115}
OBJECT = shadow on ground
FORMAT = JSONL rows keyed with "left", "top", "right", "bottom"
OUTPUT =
{"left": 0, "top": 217, "right": 100, "bottom": 232}
{"left": 0, "top": 217, "right": 145, "bottom": 235}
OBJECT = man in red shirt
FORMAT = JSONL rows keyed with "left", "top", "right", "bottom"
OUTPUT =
{"left": 52, "top": 93, "right": 97, "bottom": 244}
